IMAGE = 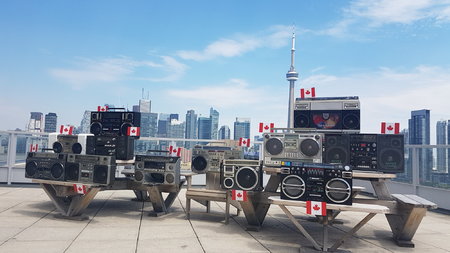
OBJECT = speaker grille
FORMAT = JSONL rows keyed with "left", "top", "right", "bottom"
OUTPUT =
{"left": 72, "top": 143, "right": 82, "bottom": 154}
{"left": 25, "top": 161, "right": 38, "bottom": 177}
{"left": 165, "top": 173, "right": 174, "bottom": 184}
{"left": 50, "top": 163, "right": 64, "bottom": 179}
{"left": 343, "top": 112, "right": 360, "bottom": 129}
{"left": 93, "top": 165, "right": 109, "bottom": 184}
{"left": 294, "top": 112, "right": 309, "bottom": 128}
{"left": 65, "top": 163, "right": 79, "bottom": 181}
{"left": 223, "top": 177, "right": 234, "bottom": 188}
{"left": 265, "top": 138, "right": 283, "bottom": 156}
{"left": 379, "top": 149, "right": 403, "bottom": 172}
{"left": 325, "top": 178, "right": 351, "bottom": 204}
{"left": 235, "top": 167, "right": 258, "bottom": 191}
{"left": 146, "top": 173, "right": 165, "bottom": 184}
{"left": 135, "top": 170, "right": 144, "bottom": 181}
{"left": 282, "top": 175, "right": 305, "bottom": 199}
{"left": 120, "top": 122, "right": 133, "bottom": 136}
{"left": 300, "top": 139, "right": 320, "bottom": 157}
{"left": 192, "top": 156, "right": 207, "bottom": 172}
{"left": 53, "top": 142, "right": 63, "bottom": 153}
{"left": 90, "top": 122, "right": 102, "bottom": 135}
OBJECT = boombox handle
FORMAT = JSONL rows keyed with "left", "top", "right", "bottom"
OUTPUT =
{"left": 107, "top": 107, "right": 126, "bottom": 111}
{"left": 271, "top": 127, "right": 319, "bottom": 133}
{"left": 41, "top": 148, "right": 55, "bottom": 152}
{"left": 146, "top": 149, "right": 169, "bottom": 153}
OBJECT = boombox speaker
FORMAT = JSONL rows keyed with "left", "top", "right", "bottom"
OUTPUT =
{"left": 65, "top": 154, "right": 116, "bottom": 185}
{"left": 323, "top": 134, "right": 350, "bottom": 165}
{"left": 134, "top": 155, "right": 181, "bottom": 186}
{"left": 86, "top": 135, "right": 135, "bottom": 160}
{"left": 376, "top": 134, "right": 404, "bottom": 173}
{"left": 294, "top": 97, "right": 360, "bottom": 132}
{"left": 221, "top": 159, "right": 263, "bottom": 191}
{"left": 191, "top": 147, "right": 243, "bottom": 174}
{"left": 25, "top": 152, "right": 68, "bottom": 181}
{"left": 90, "top": 111, "right": 141, "bottom": 138}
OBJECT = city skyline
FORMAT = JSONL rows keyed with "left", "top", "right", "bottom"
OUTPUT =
{"left": 2, "top": 1, "right": 450, "bottom": 139}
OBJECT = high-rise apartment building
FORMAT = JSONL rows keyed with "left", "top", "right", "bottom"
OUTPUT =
{"left": 234, "top": 117, "right": 250, "bottom": 140}
{"left": 408, "top": 109, "right": 432, "bottom": 182}
{"left": 78, "top": 111, "right": 91, "bottom": 134}
{"left": 157, "top": 114, "right": 170, "bottom": 137}
{"left": 44, "top": 112, "right": 57, "bottom": 133}
{"left": 168, "top": 119, "right": 185, "bottom": 147}
{"left": 28, "top": 112, "right": 43, "bottom": 132}
{"left": 198, "top": 117, "right": 212, "bottom": 140}
{"left": 436, "top": 121, "right": 447, "bottom": 173}
{"left": 185, "top": 110, "right": 198, "bottom": 148}
{"left": 218, "top": 125, "right": 230, "bottom": 140}
{"left": 210, "top": 107, "right": 219, "bottom": 140}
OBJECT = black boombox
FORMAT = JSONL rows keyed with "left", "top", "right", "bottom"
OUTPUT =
{"left": 25, "top": 152, "right": 68, "bottom": 181}
{"left": 191, "top": 146, "right": 244, "bottom": 174}
{"left": 323, "top": 133, "right": 404, "bottom": 173}
{"left": 134, "top": 155, "right": 181, "bottom": 186}
{"left": 66, "top": 154, "right": 116, "bottom": 185}
{"left": 221, "top": 159, "right": 263, "bottom": 191}
{"left": 90, "top": 111, "right": 141, "bottom": 138}
{"left": 294, "top": 97, "right": 360, "bottom": 132}
{"left": 86, "top": 135, "right": 135, "bottom": 161}
{"left": 280, "top": 162, "right": 353, "bottom": 205}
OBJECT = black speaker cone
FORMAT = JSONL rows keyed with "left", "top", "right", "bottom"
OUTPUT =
{"left": 147, "top": 173, "right": 164, "bottom": 184}
{"left": 51, "top": 163, "right": 64, "bottom": 179}
{"left": 121, "top": 123, "right": 133, "bottom": 136}
{"left": 236, "top": 167, "right": 258, "bottom": 190}
{"left": 90, "top": 122, "right": 102, "bottom": 135}
{"left": 282, "top": 175, "right": 305, "bottom": 199}
{"left": 72, "top": 143, "right": 82, "bottom": 154}
{"left": 325, "top": 148, "right": 348, "bottom": 164}
{"left": 379, "top": 149, "right": 403, "bottom": 171}
{"left": 135, "top": 170, "right": 144, "bottom": 181}
{"left": 300, "top": 139, "right": 320, "bottom": 157}
{"left": 294, "top": 112, "right": 309, "bottom": 128}
{"left": 25, "top": 161, "right": 38, "bottom": 177}
{"left": 52, "top": 142, "right": 63, "bottom": 153}
{"left": 165, "top": 173, "right": 174, "bottom": 184}
{"left": 343, "top": 113, "right": 359, "bottom": 129}
{"left": 192, "top": 156, "right": 207, "bottom": 172}
{"left": 93, "top": 165, "right": 109, "bottom": 184}
{"left": 223, "top": 177, "right": 234, "bottom": 188}
{"left": 326, "top": 179, "right": 351, "bottom": 203}
{"left": 65, "top": 163, "right": 79, "bottom": 181}
{"left": 265, "top": 138, "right": 283, "bottom": 156}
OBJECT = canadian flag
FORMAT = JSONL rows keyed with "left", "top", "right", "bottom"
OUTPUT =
{"left": 306, "top": 201, "right": 327, "bottom": 216}
{"left": 259, "top": 122, "right": 274, "bottom": 133}
{"left": 232, "top": 189, "right": 248, "bottom": 201}
{"left": 29, "top": 144, "right": 38, "bottom": 152}
{"left": 239, "top": 138, "right": 251, "bottom": 147}
{"left": 97, "top": 106, "right": 109, "bottom": 112}
{"left": 381, "top": 122, "right": 400, "bottom": 134}
{"left": 73, "top": 184, "right": 87, "bottom": 195}
{"left": 300, "top": 87, "right": 316, "bottom": 99}
{"left": 169, "top": 145, "right": 182, "bottom": 157}
{"left": 127, "top": 127, "right": 140, "bottom": 136}
{"left": 59, "top": 125, "right": 74, "bottom": 135}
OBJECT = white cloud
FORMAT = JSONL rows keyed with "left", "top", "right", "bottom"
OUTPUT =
{"left": 49, "top": 56, "right": 187, "bottom": 88}
{"left": 177, "top": 25, "right": 292, "bottom": 61}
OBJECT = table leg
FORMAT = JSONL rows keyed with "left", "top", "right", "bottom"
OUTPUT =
{"left": 329, "top": 213, "right": 377, "bottom": 251}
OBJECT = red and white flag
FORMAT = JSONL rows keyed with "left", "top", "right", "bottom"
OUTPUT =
{"left": 239, "top": 138, "right": 250, "bottom": 147}
{"left": 381, "top": 122, "right": 400, "bottom": 134}
{"left": 73, "top": 184, "right": 87, "bottom": 195}
{"left": 306, "top": 201, "right": 326, "bottom": 216}
{"left": 97, "top": 105, "right": 109, "bottom": 112}
{"left": 169, "top": 145, "right": 182, "bottom": 157}
{"left": 29, "top": 144, "right": 38, "bottom": 152}
{"left": 232, "top": 190, "right": 248, "bottom": 201}
{"left": 300, "top": 87, "right": 316, "bottom": 99}
{"left": 259, "top": 122, "right": 274, "bottom": 133}
{"left": 59, "top": 125, "right": 74, "bottom": 135}
{"left": 127, "top": 127, "right": 140, "bottom": 136}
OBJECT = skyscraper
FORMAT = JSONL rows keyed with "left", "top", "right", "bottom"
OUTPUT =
{"left": 436, "top": 121, "right": 447, "bottom": 173}
{"left": 157, "top": 113, "right": 170, "bottom": 137}
{"left": 139, "top": 99, "right": 151, "bottom": 113}
{"left": 185, "top": 110, "right": 198, "bottom": 148}
{"left": 79, "top": 110, "right": 91, "bottom": 134}
{"left": 210, "top": 107, "right": 219, "bottom": 140}
{"left": 28, "top": 112, "right": 43, "bottom": 132}
{"left": 408, "top": 109, "right": 432, "bottom": 182}
{"left": 44, "top": 112, "right": 57, "bottom": 133}
{"left": 140, "top": 112, "right": 158, "bottom": 137}
{"left": 168, "top": 119, "right": 185, "bottom": 147}
{"left": 234, "top": 117, "right": 250, "bottom": 140}
{"left": 218, "top": 125, "right": 231, "bottom": 140}
{"left": 198, "top": 117, "right": 212, "bottom": 140}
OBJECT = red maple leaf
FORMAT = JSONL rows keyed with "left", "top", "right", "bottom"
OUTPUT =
{"left": 264, "top": 125, "right": 269, "bottom": 130}
{"left": 132, "top": 129, "right": 136, "bottom": 133}
{"left": 242, "top": 140, "right": 246, "bottom": 144}
{"left": 64, "top": 128, "right": 68, "bottom": 132}
{"left": 313, "top": 204, "right": 320, "bottom": 211}
{"left": 78, "top": 187, "right": 82, "bottom": 191}
{"left": 306, "top": 90, "right": 311, "bottom": 95}
{"left": 237, "top": 193, "right": 242, "bottom": 198}
{"left": 101, "top": 108, "right": 105, "bottom": 111}
{"left": 387, "top": 125, "right": 393, "bottom": 131}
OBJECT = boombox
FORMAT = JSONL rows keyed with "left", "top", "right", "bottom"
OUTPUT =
{"left": 323, "top": 133, "right": 405, "bottom": 173}
{"left": 86, "top": 136, "right": 135, "bottom": 161}
{"left": 49, "top": 133, "right": 93, "bottom": 154}
{"left": 191, "top": 146, "right": 244, "bottom": 174}
{"left": 280, "top": 162, "right": 353, "bottom": 205}
{"left": 221, "top": 159, "right": 263, "bottom": 191}
{"left": 134, "top": 155, "right": 181, "bottom": 186}
{"left": 25, "top": 152, "right": 68, "bottom": 181}
{"left": 66, "top": 154, "right": 116, "bottom": 185}
{"left": 263, "top": 133, "right": 323, "bottom": 167}
{"left": 294, "top": 97, "right": 360, "bottom": 132}
{"left": 90, "top": 111, "right": 141, "bottom": 138}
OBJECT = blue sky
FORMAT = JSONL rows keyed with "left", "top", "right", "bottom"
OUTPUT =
{"left": 1, "top": 0, "right": 450, "bottom": 141}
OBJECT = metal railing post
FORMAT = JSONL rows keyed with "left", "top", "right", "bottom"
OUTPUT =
{"left": 412, "top": 147, "right": 420, "bottom": 195}
{"left": 6, "top": 133, "right": 17, "bottom": 185}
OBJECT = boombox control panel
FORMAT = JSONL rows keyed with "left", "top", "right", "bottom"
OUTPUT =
{"left": 349, "top": 134, "right": 377, "bottom": 170}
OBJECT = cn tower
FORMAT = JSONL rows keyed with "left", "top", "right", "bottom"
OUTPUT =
{"left": 286, "top": 33, "right": 299, "bottom": 129}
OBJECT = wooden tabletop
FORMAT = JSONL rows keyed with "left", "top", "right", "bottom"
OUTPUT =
{"left": 263, "top": 167, "right": 396, "bottom": 179}
{"left": 268, "top": 196, "right": 389, "bottom": 214}
{"left": 32, "top": 179, "right": 100, "bottom": 187}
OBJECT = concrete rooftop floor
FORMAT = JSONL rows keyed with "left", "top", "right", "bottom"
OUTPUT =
{"left": 0, "top": 185, "right": 449, "bottom": 253}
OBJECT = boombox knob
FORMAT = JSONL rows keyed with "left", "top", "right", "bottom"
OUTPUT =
{"left": 264, "top": 134, "right": 270, "bottom": 139}
{"left": 314, "top": 135, "right": 321, "bottom": 140}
